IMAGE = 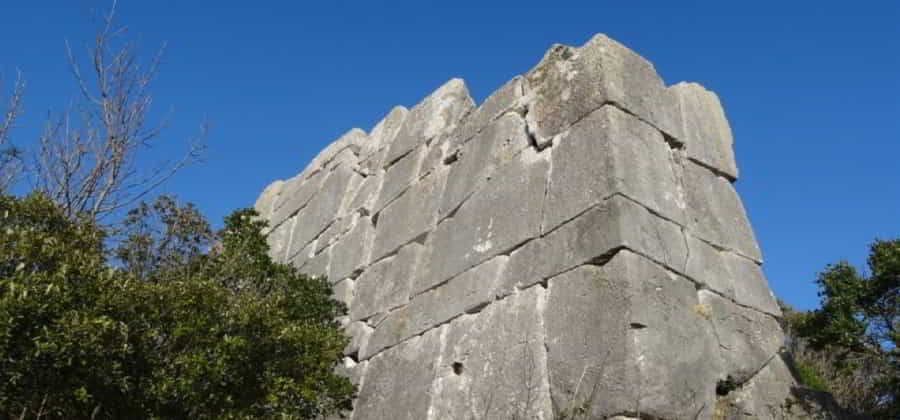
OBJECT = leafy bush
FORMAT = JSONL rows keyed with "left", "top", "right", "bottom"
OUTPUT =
{"left": 0, "top": 193, "right": 354, "bottom": 419}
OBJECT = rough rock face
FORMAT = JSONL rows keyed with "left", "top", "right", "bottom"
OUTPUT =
{"left": 255, "top": 35, "right": 836, "bottom": 419}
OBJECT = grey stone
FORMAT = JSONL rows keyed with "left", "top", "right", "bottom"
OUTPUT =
{"left": 343, "top": 321, "right": 372, "bottom": 358}
{"left": 301, "top": 128, "right": 365, "bottom": 179}
{"left": 500, "top": 195, "right": 687, "bottom": 295}
{"left": 346, "top": 172, "right": 381, "bottom": 215}
{"left": 438, "top": 113, "right": 531, "bottom": 221}
{"left": 298, "top": 245, "right": 330, "bottom": 280}
{"left": 286, "top": 164, "right": 358, "bottom": 259}
{"left": 269, "top": 170, "right": 325, "bottom": 228}
{"left": 384, "top": 78, "right": 475, "bottom": 167}
{"left": 683, "top": 160, "right": 762, "bottom": 262}
{"left": 698, "top": 290, "right": 784, "bottom": 385}
{"left": 370, "top": 168, "right": 447, "bottom": 262}
{"left": 288, "top": 239, "right": 315, "bottom": 269}
{"left": 254, "top": 180, "right": 284, "bottom": 220}
{"left": 373, "top": 144, "right": 425, "bottom": 213}
{"left": 329, "top": 217, "right": 375, "bottom": 282}
{"left": 543, "top": 105, "right": 685, "bottom": 233}
{"left": 363, "top": 256, "right": 506, "bottom": 360}
{"left": 354, "top": 325, "right": 445, "bottom": 420}
{"left": 544, "top": 251, "right": 719, "bottom": 420}
{"left": 451, "top": 75, "right": 529, "bottom": 149}
{"left": 670, "top": 82, "right": 738, "bottom": 180}
{"left": 525, "top": 34, "right": 681, "bottom": 146}
{"left": 350, "top": 242, "right": 422, "bottom": 322}
{"left": 429, "top": 285, "right": 553, "bottom": 420}
{"left": 417, "top": 148, "right": 548, "bottom": 294}
{"left": 332, "top": 278, "right": 354, "bottom": 308}
{"left": 362, "top": 106, "right": 408, "bottom": 160}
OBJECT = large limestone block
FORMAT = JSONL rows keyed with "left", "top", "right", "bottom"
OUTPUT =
{"left": 354, "top": 326, "right": 446, "bottom": 420}
{"left": 384, "top": 79, "right": 475, "bottom": 166}
{"left": 286, "top": 164, "right": 358, "bottom": 259}
{"left": 300, "top": 128, "right": 365, "bottom": 179}
{"left": 500, "top": 194, "right": 686, "bottom": 295}
{"left": 438, "top": 113, "right": 531, "bottom": 220}
{"left": 451, "top": 75, "right": 529, "bottom": 149}
{"left": 362, "top": 105, "right": 408, "bottom": 160}
{"left": 525, "top": 34, "right": 681, "bottom": 147}
{"left": 370, "top": 167, "right": 447, "bottom": 262}
{"left": 684, "top": 235, "right": 781, "bottom": 316}
{"left": 544, "top": 251, "right": 719, "bottom": 419}
{"left": 683, "top": 160, "right": 762, "bottom": 262}
{"left": 297, "top": 245, "right": 330, "bottom": 280}
{"left": 363, "top": 257, "right": 506, "bottom": 360}
{"left": 698, "top": 291, "right": 784, "bottom": 385}
{"left": 429, "top": 286, "right": 553, "bottom": 420}
{"left": 343, "top": 321, "right": 373, "bottom": 359}
{"left": 328, "top": 216, "right": 375, "bottom": 282}
{"left": 417, "top": 149, "right": 549, "bottom": 294}
{"left": 350, "top": 242, "right": 422, "bottom": 322}
{"left": 254, "top": 180, "right": 284, "bottom": 220}
{"left": 543, "top": 105, "right": 685, "bottom": 233}
{"left": 373, "top": 144, "right": 426, "bottom": 213}
{"left": 269, "top": 171, "right": 325, "bottom": 228}
{"left": 670, "top": 82, "right": 738, "bottom": 180}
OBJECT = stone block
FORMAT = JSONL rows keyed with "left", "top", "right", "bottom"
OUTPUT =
{"left": 670, "top": 82, "right": 738, "bottom": 179}
{"left": 429, "top": 285, "right": 553, "bottom": 419}
{"left": 286, "top": 164, "right": 357, "bottom": 259}
{"left": 525, "top": 34, "right": 681, "bottom": 146}
{"left": 343, "top": 321, "right": 373, "bottom": 358}
{"left": 373, "top": 144, "right": 425, "bottom": 213}
{"left": 354, "top": 325, "right": 445, "bottom": 420}
{"left": 362, "top": 105, "right": 408, "bottom": 159}
{"left": 269, "top": 171, "right": 325, "bottom": 228}
{"left": 350, "top": 242, "right": 422, "bottom": 322}
{"left": 370, "top": 168, "right": 447, "bottom": 262}
{"left": 417, "top": 148, "right": 548, "bottom": 294}
{"left": 543, "top": 105, "right": 685, "bottom": 233}
{"left": 254, "top": 180, "right": 284, "bottom": 220}
{"left": 544, "top": 251, "right": 719, "bottom": 419}
{"left": 451, "top": 75, "right": 529, "bottom": 148}
{"left": 329, "top": 216, "right": 375, "bottom": 282}
{"left": 384, "top": 79, "right": 475, "bottom": 166}
{"left": 683, "top": 160, "right": 762, "bottom": 261}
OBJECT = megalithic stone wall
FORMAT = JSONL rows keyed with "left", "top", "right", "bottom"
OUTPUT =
{"left": 254, "top": 35, "right": 816, "bottom": 419}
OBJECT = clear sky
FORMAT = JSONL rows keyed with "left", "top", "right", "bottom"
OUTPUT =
{"left": 1, "top": 1, "right": 897, "bottom": 310}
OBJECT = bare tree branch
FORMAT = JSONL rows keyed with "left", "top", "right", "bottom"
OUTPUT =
{"left": 0, "top": 71, "right": 25, "bottom": 191}
{"left": 32, "top": 0, "right": 206, "bottom": 221}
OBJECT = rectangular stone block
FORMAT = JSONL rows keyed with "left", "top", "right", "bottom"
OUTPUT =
{"left": 669, "top": 82, "right": 738, "bottom": 179}
{"left": 350, "top": 242, "right": 422, "bottom": 322}
{"left": 384, "top": 79, "right": 475, "bottom": 166}
{"left": 269, "top": 171, "right": 324, "bottom": 228}
{"left": 525, "top": 34, "right": 681, "bottom": 147}
{"left": 451, "top": 75, "right": 528, "bottom": 149}
{"left": 544, "top": 251, "right": 719, "bottom": 419}
{"left": 286, "top": 164, "right": 358, "bottom": 259}
{"left": 370, "top": 168, "right": 447, "bottom": 262}
{"left": 683, "top": 160, "right": 762, "bottom": 262}
{"left": 329, "top": 217, "right": 375, "bottom": 282}
{"left": 500, "top": 195, "right": 687, "bottom": 295}
{"left": 417, "top": 148, "right": 549, "bottom": 294}
{"left": 373, "top": 144, "right": 425, "bottom": 213}
{"left": 543, "top": 105, "right": 685, "bottom": 233}
{"left": 254, "top": 180, "right": 284, "bottom": 220}
{"left": 354, "top": 326, "right": 446, "bottom": 420}
{"left": 362, "top": 106, "right": 408, "bottom": 160}
{"left": 429, "top": 285, "right": 552, "bottom": 420}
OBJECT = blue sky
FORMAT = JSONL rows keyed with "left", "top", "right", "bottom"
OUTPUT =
{"left": 1, "top": 1, "right": 897, "bottom": 310}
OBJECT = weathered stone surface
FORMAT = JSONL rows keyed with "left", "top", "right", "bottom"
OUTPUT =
{"left": 684, "top": 235, "right": 781, "bottom": 317}
{"left": 363, "top": 256, "right": 506, "bottom": 360}
{"left": 384, "top": 79, "right": 475, "bottom": 167}
{"left": 373, "top": 144, "right": 425, "bottom": 213}
{"left": 350, "top": 242, "right": 422, "bottom": 322}
{"left": 370, "top": 168, "right": 446, "bottom": 262}
{"left": 699, "top": 290, "right": 784, "bottom": 384}
{"left": 683, "top": 160, "right": 762, "bottom": 261}
{"left": 286, "top": 164, "right": 358, "bottom": 259}
{"left": 670, "top": 82, "right": 739, "bottom": 180}
{"left": 418, "top": 148, "right": 548, "bottom": 294}
{"left": 438, "top": 113, "right": 531, "bottom": 221}
{"left": 329, "top": 216, "right": 375, "bottom": 282}
{"left": 501, "top": 194, "right": 686, "bottom": 295}
{"left": 253, "top": 34, "right": 811, "bottom": 420}
{"left": 543, "top": 105, "right": 685, "bottom": 233}
{"left": 525, "top": 34, "right": 681, "bottom": 147}
{"left": 362, "top": 106, "right": 408, "bottom": 160}
{"left": 429, "top": 285, "right": 553, "bottom": 420}
{"left": 451, "top": 75, "right": 529, "bottom": 149}
{"left": 544, "top": 251, "right": 720, "bottom": 420}
{"left": 354, "top": 325, "right": 445, "bottom": 420}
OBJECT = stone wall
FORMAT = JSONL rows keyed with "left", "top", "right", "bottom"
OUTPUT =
{"left": 254, "top": 35, "right": 817, "bottom": 419}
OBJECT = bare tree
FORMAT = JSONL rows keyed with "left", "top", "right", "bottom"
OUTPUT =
{"left": 0, "top": 71, "right": 25, "bottom": 191}
{"left": 32, "top": 0, "right": 205, "bottom": 221}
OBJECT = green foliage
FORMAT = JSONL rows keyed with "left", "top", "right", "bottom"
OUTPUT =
{"left": 789, "top": 238, "right": 899, "bottom": 419}
{"left": 0, "top": 194, "right": 354, "bottom": 419}
{"left": 794, "top": 360, "right": 829, "bottom": 393}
